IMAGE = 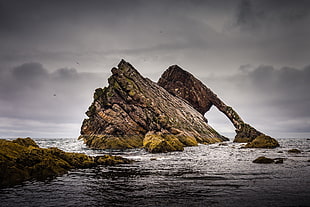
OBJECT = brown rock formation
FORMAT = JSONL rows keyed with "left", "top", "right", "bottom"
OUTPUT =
{"left": 158, "top": 65, "right": 278, "bottom": 146}
{"left": 79, "top": 60, "right": 227, "bottom": 153}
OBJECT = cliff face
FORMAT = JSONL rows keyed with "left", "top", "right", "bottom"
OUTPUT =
{"left": 158, "top": 65, "right": 278, "bottom": 147}
{"left": 79, "top": 60, "right": 227, "bottom": 152}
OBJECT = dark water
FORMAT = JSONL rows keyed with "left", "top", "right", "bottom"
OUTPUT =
{"left": 1, "top": 138, "right": 309, "bottom": 207}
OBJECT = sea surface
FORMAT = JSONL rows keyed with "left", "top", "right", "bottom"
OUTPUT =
{"left": 0, "top": 138, "right": 309, "bottom": 207}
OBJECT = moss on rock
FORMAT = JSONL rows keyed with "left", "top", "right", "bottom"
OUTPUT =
{"left": 244, "top": 135, "right": 280, "bottom": 148}
{"left": 79, "top": 135, "right": 144, "bottom": 150}
{"left": 95, "top": 155, "right": 133, "bottom": 165}
{"left": 0, "top": 138, "right": 132, "bottom": 187}
{"left": 12, "top": 137, "right": 39, "bottom": 148}
{"left": 143, "top": 132, "right": 184, "bottom": 153}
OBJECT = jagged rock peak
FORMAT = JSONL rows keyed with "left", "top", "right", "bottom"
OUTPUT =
{"left": 158, "top": 65, "right": 213, "bottom": 114}
{"left": 79, "top": 60, "right": 228, "bottom": 153}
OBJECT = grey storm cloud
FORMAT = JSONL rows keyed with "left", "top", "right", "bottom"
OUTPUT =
{"left": 0, "top": 0, "right": 309, "bottom": 138}
{"left": 0, "top": 62, "right": 108, "bottom": 137}
{"left": 236, "top": 0, "right": 310, "bottom": 29}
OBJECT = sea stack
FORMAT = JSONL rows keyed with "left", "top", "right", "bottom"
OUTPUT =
{"left": 79, "top": 60, "right": 228, "bottom": 153}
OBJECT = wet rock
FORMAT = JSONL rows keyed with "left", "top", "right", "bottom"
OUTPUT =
{"left": 274, "top": 158, "right": 284, "bottom": 164}
{"left": 94, "top": 155, "right": 132, "bottom": 166}
{"left": 143, "top": 131, "right": 185, "bottom": 153}
{"left": 253, "top": 156, "right": 274, "bottom": 164}
{"left": 0, "top": 138, "right": 131, "bottom": 187}
{"left": 12, "top": 137, "right": 39, "bottom": 148}
{"left": 288, "top": 149, "right": 301, "bottom": 153}
{"left": 244, "top": 135, "right": 280, "bottom": 149}
{"left": 253, "top": 156, "right": 285, "bottom": 164}
{"left": 79, "top": 60, "right": 227, "bottom": 153}
{"left": 157, "top": 65, "right": 275, "bottom": 144}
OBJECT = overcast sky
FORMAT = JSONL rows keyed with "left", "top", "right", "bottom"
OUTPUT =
{"left": 0, "top": 0, "right": 309, "bottom": 138}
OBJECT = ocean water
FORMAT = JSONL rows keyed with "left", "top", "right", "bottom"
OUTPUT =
{"left": 0, "top": 138, "right": 309, "bottom": 207}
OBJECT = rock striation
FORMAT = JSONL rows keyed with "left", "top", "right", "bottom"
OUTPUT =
{"left": 158, "top": 65, "right": 279, "bottom": 147}
{"left": 79, "top": 60, "right": 228, "bottom": 153}
{"left": 0, "top": 138, "right": 131, "bottom": 187}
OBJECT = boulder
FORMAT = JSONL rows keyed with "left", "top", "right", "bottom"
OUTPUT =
{"left": 244, "top": 135, "right": 280, "bottom": 148}
{"left": 0, "top": 138, "right": 131, "bottom": 187}
{"left": 79, "top": 60, "right": 227, "bottom": 153}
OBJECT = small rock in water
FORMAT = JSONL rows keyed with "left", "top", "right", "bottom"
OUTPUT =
{"left": 274, "top": 158, "right": 284, "bottom": 164}
{"left": 253, "top": 156, "right": 274, "bottom": 164}
{"left": 288, "top": 149, "right": 301, "bottom": 153}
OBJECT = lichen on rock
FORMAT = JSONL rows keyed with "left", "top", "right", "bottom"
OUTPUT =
{"left": 244, "top": 135, "right": 280, "bottom": 148}
{"left": 79, "top": 60, "right": 228, "bottom": 153}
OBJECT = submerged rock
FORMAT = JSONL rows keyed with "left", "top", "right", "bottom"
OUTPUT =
{"left": 253, "top": 156, "right": 274, "bottom": 164}
{"left": 79, "top": 60, "right": 227, "bottom": 153}
{"left": 288, "top": 149, "right": 301, "bottom": 153}
{"left": 253, "top": 156, "right": 285, "bottom": 164}
{"left": 158, "top": 65, "right": 277, "bottom": 145}
{"left": 0, "top": 138, "right": 131, "bottom": 187}
{"left": 244, "top": 135, "right": 280, "bottom": 148}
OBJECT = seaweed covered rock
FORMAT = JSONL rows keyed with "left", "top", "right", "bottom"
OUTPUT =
{"left": 158, "top": 65, "right": 277, "bottom": 145}
{"left": 244, "top": 135, "right": 280, "bottom": 148}
{"left": 0, "top": 138, "right": 131, "bottom": 187}
{"left": 79, "top": 60, "right": 227, "bottom": 153}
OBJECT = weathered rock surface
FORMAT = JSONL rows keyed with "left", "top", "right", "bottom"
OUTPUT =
{"left": 79, "top": 60, "right": 227, "bottom": 153}
{"left": 0, "top": 138, "right": 131, "bottom": 187}
{"left": 244, "top": 135, "right": 280, "bottom": 148}
{"left": 158, "top": 65, "right": 279, "bottom": 147}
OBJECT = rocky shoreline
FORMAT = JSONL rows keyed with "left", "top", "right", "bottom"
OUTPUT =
{"left": 0, "top": 138, "right": 132, "bottom": 187}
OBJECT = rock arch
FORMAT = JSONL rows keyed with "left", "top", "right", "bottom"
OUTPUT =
{"left": 157, "top": 65, "right": 264, "bottom": 142}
